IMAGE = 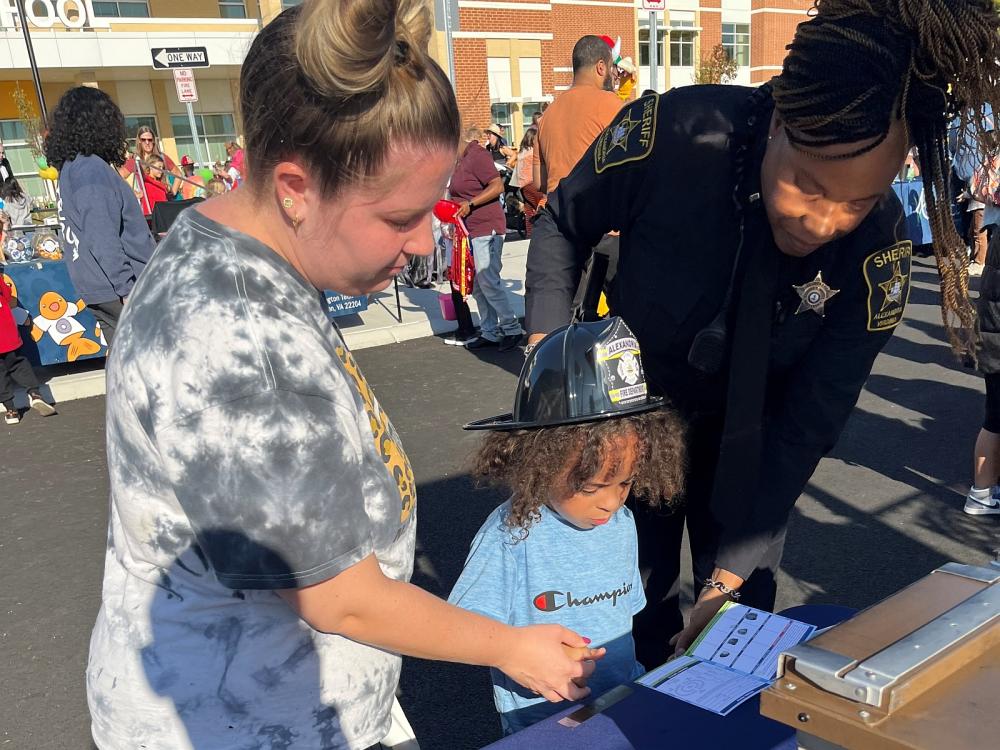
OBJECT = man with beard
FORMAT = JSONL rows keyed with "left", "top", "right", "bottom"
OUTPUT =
{"left": 531, "top": 35, "right": 624, "bottom": 321}
{"left": 533, "top": 35, "right": 622, "bottom": 197}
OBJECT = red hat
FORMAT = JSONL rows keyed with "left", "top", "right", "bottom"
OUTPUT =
{"left": 181, "top": 155, "right": 194, "bottom": 166}
{"left": 599, "top": 35, "right": 615, "bottom": 49}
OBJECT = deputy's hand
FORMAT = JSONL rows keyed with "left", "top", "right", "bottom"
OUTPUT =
{"left": 457, "top": 201, "right": 472, "bottom": 219}
{"left": 669, "top": 588, "right": 729, "bottom": 655}
{"left": 497, "top": 625, "right": 606, "bottom": 703}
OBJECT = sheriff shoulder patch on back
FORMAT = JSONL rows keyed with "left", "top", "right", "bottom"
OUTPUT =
{"left": 594, "top": 94, "right": 658, "bottom": 174}
{"left": 862, "top": 241, "right": 912, "bottom": 332}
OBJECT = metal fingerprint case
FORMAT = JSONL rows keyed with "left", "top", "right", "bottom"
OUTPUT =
{"left": 760, "top": 563, "right": 1000, "bottom": 750}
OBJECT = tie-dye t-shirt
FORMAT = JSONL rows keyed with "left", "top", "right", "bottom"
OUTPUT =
{"left": 86, "top": 210, "right": 417, "bottom": 750}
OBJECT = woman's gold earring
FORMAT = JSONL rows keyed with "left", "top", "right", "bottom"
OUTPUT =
{"left": 292, "top": 215, "right": 301, "bottom": 230}
{"left": 282, "top": 197, "right": 294, "bottom": 209}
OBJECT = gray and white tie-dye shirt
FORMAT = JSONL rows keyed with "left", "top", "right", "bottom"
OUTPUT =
{"left": 87, "top": 210, "right": 417, "bottom": 750}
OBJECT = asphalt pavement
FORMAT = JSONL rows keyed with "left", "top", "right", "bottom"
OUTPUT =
{"left": 2, "top": 257, "right": 998, "bottom": 749}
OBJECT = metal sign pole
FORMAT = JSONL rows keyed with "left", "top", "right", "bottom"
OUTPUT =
{"left": 15, "top": 0, "right": 46, "bottom": 121}
{"left": 442, "top": 0, "right": 456, "bottom": 83}
{"left": 185, "top": 102, "right": 206, "bottom": 167}
{"left": 649, "top": 11, "right": 659, "bottom": 93}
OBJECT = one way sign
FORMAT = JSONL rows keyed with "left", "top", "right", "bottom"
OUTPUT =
{"left": 151, "top": 47, "right": 210, "bottom": 70}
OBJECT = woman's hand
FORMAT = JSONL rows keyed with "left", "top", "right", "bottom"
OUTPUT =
{"left": 458, "top": 200, "right": 472, "bottom": 219}
{"left": 496, "top": 624, "right": 606, "bottom": 703}
{"left": 670, "top": 566, "right": 744, "bottom": 655}
{"left": 669, "top": 588, "right": 729, "bottom": 655}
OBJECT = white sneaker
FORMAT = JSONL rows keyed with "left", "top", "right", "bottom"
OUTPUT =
{"left": 28, "top": 391, "right": 56, "bottom": 417}
{"left": 964, "top": 488, "right": 1000, "bottom": 515}
{"left": 969, "top": 262, "right": 985, "bottom": 277}
{"left": 443, "top": 332, "right": 478, "bottom": 346}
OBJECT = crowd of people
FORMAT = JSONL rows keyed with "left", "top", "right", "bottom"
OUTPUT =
{"left": 119, "top": 127, "right": 241, "bottom": 212}
{"left": 3, "top": 0, "right": 1000, "bottom": 747}
{"left": 0, "top": 93, "right": 248, "bottom": 424}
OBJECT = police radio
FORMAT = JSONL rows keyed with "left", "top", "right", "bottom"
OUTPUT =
{"left": 687, "top": 312, "right": 729, "bottom": 374}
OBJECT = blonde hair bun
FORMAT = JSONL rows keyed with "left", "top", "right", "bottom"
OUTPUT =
{"left": 295, "top": 0, "right": 432, "bottom": 98}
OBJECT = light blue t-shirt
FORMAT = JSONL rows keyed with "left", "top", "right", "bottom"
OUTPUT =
{"left": 448, "top": 500, "right": 646, "bottom": 734}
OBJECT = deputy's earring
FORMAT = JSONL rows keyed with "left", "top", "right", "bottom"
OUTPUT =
{"left": 282, "top": 197, "right": 294, "bottom": 209}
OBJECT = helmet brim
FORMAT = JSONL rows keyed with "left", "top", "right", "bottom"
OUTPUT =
{"left": 463, "top": 397, "right": 666, "bottom": 431}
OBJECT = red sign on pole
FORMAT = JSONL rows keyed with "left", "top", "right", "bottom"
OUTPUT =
{"left": 172, "top": 68, "right": 199, "bottom": 103}
{"left": 640, "top": 0, "right": 666, "bottom": 9}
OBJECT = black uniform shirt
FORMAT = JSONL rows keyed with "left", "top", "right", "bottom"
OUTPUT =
{"left": 525, "top": 85, "right": 911, "bottom": 579}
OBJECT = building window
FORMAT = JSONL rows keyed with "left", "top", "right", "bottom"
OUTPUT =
{"left": 487, "top": 57, "right": 513, "bottom": 101}
{"left": 519, "top": 57, "right": 542, "bottom": 100}
{"left": 722, "top": 23, "right": 750, "bottom": 67}
{"left": 670, "top": 21, "right": 696, "bottom": 68}
{"left": 0, "top": 120, "right": 43, "bottom": 200}
{"left": 218, "top": 1, "right": 247, "bottom": 18}
{"left": 522, "top": 102, "right": 545, "bottom": 129}
{"left": 170, "top": 113, "right": 238, "bottom": 165}
{"left": 490, "top": 104, "right": 513, "bottom": 143}
{"left": 638, "top": 26, "right": 666, "bottom": 67}
{"left": 91, "top": 1, "right": 150, "bottom": 16}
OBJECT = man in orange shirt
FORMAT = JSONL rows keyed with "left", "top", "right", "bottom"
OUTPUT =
{"left": 533, "top": 35, "right": 623, "bottom": 195}
{"left": 531, "top": 35, "right": 623, "bottom": 329}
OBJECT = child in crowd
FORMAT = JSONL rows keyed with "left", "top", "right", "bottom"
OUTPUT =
{"left": 0, "top": 177, "right": 32, "bottom": 227}
{"left": 0, "top": 272, "right": 56, "bottom": 424}
{"left": 449, "top": 318, "right": 687, "bottom": 735}
{"left": 139, "top": 157, "right": 170, "bottom": 215}
{"left": 205, "top": 177, "right": 227, "bottom": 196}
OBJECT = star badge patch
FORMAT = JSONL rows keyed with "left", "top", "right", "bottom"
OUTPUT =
{"left": 878, "top": 262, "right": 906, "bottom": 310}
{"left": 862, "top": 241, "right": 912, "bottom": 331}
{"left": 793, "top": 271, "right": 839, "bottom": 316}
{"left": 594, "top": 94, "right": 658, "bottom": 174}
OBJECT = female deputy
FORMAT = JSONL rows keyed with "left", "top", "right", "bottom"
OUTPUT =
{"left": 85, "top": 2, "right": 601, "bottom": 748}
{"left": 524, "top": 0, "right": 1000, "bottom": 668}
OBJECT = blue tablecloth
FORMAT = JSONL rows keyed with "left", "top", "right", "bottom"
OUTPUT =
{"left": 2, "top": 258, "right": 107, "bottom": 366}
{"left": 484, "top": 605, "right": 856, "bottom": 750}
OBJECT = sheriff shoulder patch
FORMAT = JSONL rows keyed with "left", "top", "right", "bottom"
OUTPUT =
{"left": 862, "top": 241, "right": 912, "bottom": 332}
{"left": 594, "top": 94, "right": 658, "bottom": 174}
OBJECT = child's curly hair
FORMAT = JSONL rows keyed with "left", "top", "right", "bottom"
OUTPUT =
{"left": 472, "top": 409, "right": 687, "bottom": 538}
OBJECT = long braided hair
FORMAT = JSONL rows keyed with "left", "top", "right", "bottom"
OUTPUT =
{"left": 771, "top": 0, "right": 1000, "bottom": 358}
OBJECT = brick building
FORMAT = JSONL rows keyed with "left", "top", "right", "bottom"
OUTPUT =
{"left": 431, "top": 0, "right": 812, "bottom": 143}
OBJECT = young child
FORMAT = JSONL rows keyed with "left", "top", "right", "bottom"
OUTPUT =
{"left": 205, "top": 177, "right": 227, "bottom": 196}
{"left": 1, "top": 272, "right": 56, "bottom": 424}
{"left": 139, "top": 157, "right": 170, "bottom": 214}
{"left": 449, "top": 317, "right": 687, "bottom": 735}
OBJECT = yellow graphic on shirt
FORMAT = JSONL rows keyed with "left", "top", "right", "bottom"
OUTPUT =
{"left": 336, "top": 345, "right": 416, "bottom": 526}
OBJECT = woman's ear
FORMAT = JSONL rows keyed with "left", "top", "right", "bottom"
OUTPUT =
{"left": 769, "top": 111, "right": 783, "bottom": 139}
{"left": 273, "top": 160, "right": 312, "bottom": 210}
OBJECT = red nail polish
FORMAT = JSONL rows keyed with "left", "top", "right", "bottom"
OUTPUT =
{"left": 583, "top": 637, "right": 591, "bottom": 644}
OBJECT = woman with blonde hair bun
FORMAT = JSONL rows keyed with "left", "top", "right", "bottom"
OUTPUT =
{"left": 84, "top": 2, "right": 604, "bottom": 749}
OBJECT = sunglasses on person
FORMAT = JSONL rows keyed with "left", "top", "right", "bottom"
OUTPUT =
{"left": 139, "top": 137, "right": 154, "bottom": 143}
